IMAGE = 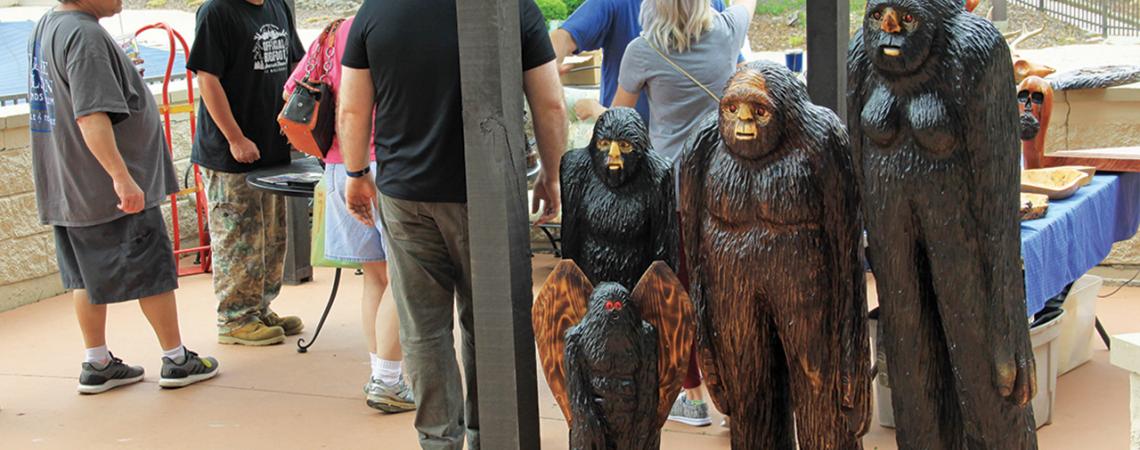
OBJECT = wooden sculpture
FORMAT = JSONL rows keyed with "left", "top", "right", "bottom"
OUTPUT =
{"left": 560, "top": 107, "right": 678, "bottom": 289}
{"left": 1019, "top": 75, "right": 1054, "bottom": 169}
{"left": 1006, "top": 27, "right": 1056, "bottom": 84}
{"left": 848, "top": 0, "right": 1039, "bottom": 448}
{"left": 679, "top": 60, "right": 871, "bottom": 450}
{"left": 1018, "top": 68, "right": 1140, "bottom": 172}
{"left": 533, "top": 261, "right": 694, "bottom": 450}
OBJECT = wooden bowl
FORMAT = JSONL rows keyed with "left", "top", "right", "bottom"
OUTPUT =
{"left": 1049, "top": 165, "right": 1096, "bottom": 186}
{"left": 1019, "top": 192, "right": 1049, "bottom": 221}
{"left": 1020, "top": 167, "right": 1090, "bottom": 200}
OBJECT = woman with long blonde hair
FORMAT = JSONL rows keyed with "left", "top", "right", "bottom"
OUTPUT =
{"left": 614, "top": 0, "right": 755, "bottom": 161}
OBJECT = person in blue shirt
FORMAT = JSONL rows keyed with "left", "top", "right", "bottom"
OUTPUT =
{"left": 551, "top": 0, "right": 729, "bottom": 124}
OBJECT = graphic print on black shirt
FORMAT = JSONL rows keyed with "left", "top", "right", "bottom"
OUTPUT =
{"left": 187, "top": 0, "right": 303, "bottom": 173}
{"left": 252, "top": 24, "right": 291, "bottom": 72}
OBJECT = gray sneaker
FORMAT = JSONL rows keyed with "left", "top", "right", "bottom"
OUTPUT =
{"left": 364, "top": 378, "right": 416, "bottom": 413}
{"left": 77, "top": 354, "right": 144, "bottom": 394}
{"left": 667, "top": 393, "right": 712, "bottom": 427}
{"left": 159, "top": 348, "right": 220, "bottom": 388}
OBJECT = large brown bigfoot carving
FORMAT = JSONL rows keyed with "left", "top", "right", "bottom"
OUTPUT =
{"left": 680, "top": 61, "right": 871, "bottom": 449}
{"left": 849, "top": 0, "right": 1038, "bottom": 448}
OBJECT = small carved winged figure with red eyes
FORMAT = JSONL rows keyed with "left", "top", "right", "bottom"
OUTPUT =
{"left": 533, "top": 261, "right": 693, "bottom": 450}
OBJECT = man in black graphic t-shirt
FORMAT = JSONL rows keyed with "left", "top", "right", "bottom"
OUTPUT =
{"left": 187, "top": 0, "right": 306, "bottom": 346}
{"left": 338, "top": 0, "right": 567, "bottom": 448}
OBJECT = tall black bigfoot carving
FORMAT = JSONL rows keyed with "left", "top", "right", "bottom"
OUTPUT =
{"left": 848, "top": 0, "right": 1038, "bottom": 448}
{"left": 680, "top": 61, "right": 871, "bottom": 449}
{"left": 560, "top": 107, "right": 678, "bottom": 289}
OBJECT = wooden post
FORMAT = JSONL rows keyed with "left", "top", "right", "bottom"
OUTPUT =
{"left": 806, "top": 0, "right": 849, "bottom": 121}
{"left": 455, "top": 0, "right": 541, "bottom": 448}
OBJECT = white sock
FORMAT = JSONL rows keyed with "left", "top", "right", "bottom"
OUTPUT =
{"left": 369, "top": 353, "right": 381, "bottom": 380}
{"left": 378, "top": 359, "right": 402, "bottom": 386}
{"left": 163, "top": 344, "right": 186, "bottom": 364}
{"left": 84, "top": 345, "right": 111, "bottom": 367}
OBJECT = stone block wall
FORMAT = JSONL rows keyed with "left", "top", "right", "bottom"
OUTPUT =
{"left": 0, "top": 86, "right": 203, "bottom": 312}
{"left": 1046, "top": 87, "right": 1140, "bottom": 273}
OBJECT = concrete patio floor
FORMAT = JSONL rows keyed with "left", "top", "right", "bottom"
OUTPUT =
{"left": 0, "top": 254, "right": 1136, "bottom": 449}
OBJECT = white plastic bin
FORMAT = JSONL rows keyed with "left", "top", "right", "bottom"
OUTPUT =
{"left": 1057, "top": 275, "right": 1103, "bottom": 375}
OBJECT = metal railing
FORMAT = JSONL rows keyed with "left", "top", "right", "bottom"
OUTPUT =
{"left": 1012, "top": 0, "right": 1140, "bottom": 37}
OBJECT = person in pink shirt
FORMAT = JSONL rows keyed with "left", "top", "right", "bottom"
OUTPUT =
{"left": 284, "top": 16, "right": 414, "bottom": 414}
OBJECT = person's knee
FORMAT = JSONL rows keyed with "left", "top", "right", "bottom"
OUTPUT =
{"left": 365, "top": 262, "right": 390, "bottom": 287}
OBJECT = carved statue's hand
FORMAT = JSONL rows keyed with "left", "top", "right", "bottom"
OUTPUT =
{"left": 994, "top": 335, "right": 1037, "bottom": 406}
{"left": 840, "top": 370, "right": 872, "bottom": 436}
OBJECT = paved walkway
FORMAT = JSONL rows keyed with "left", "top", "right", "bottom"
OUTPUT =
{"left": 0, "top": 254, "right": 1136, "bottom": 448}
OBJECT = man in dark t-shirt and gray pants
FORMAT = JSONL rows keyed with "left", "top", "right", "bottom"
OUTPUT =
{"left": 28, "top": 0, "right": 219, "bottom": 394}
{"left": 187, "top": 0, "right": 306, "bottom": 346}
{"left": 337, "top": 0, "right": 566, "bottom": 448}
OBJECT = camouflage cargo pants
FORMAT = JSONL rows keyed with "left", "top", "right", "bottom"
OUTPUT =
{"left": 203, "top": 169, "right": 287, "bottom": 332}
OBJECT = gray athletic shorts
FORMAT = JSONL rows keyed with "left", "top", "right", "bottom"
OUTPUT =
{"left": 54, "top": 206, "right": 179, "bottom": 304}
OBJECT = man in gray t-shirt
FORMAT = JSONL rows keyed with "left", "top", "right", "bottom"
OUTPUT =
{"left": 28, "top": 0, "right": 218, "bottom": 394}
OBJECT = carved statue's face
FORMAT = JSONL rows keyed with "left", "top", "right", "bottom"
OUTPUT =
{"left": 720, "top": 69, "right": 781, "bottom": 159}
{"left": 1017, "top": 76, "right": 1053, "bottom": 142}
{"left": 589, "top": 283, "right": 636, "bottom": 325}
{"left": 589, "top": 108, "right": 649, "bottom": 188}
{"left": 864, "top": 0, "right": 938, "bottom": 75}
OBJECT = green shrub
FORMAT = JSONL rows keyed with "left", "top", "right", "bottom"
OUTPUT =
{"left": 537, "top": 0, "right": 569, "bottom": 21}
{"left": 565, "top": 0, "right": 586, "bottom": 16}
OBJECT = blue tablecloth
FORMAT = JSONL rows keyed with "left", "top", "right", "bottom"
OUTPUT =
{"left": 1021, "top": 173, "right": 1140, "bottom": 315}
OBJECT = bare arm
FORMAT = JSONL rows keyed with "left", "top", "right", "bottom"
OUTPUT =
{"left": 338, "top": 66, "right": 379, "bottom": 227}
{"left": 612, "top": 86, "right": 639, "bottom": 108}
{"left": 575, "top": 86, "right": 637, "bottom": 122}
{"left": 75, "top": 112, "right": 144, "bottom": 213}
{"left": 549, "top": 28, "right": 579, "bottom": 74}
{"left": 523, "top": 59, "right": 568, "bottom": 225}
{"left": 196, "top": 71, "right": 259, "bottom": 163}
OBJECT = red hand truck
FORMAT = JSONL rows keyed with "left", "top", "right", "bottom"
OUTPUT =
{"left": 136, "top": 23, "right": 211, "bottom": 276}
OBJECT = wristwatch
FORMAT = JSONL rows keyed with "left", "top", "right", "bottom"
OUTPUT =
{"left": 345, "top": 165, "right": 371, "bottom": 178}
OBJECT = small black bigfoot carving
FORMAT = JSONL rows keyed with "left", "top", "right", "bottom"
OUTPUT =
{"left": 849, "top": 0, "right": 1039, "bottom": 448}
{"left": 680, "top": 61, "right": 871, "bottom": 450}
{"left": 560, "top": 107, "right": 678, "bottom": 289}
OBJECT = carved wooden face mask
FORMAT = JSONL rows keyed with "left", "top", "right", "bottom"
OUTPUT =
{"left": 720, "top": 69, "right": 781, "bottom": 159}
{"left": 863, "top": 0, "right": 942, "bottom": 75}
{"left": 589, "top": 108, "right": 649, "bottom": 188}
{"left": 1017, "top": 76, "right": 1052, "bottom": 142}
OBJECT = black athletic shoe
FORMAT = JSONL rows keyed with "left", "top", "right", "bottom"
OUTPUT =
{"left": 77, "top": 354, "right": 145, "bottom": 395}
{"left": 159, "top": 348, "right": 220, "bottom": 389}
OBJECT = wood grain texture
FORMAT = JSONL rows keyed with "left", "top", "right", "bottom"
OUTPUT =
{"left": 683, "top": 60, "right": 871, "bottom": 449}
{"left": 848, "top": 1, "right": 1039, "bottom": 448}
{"left": 532, "top": 260, "right": 591, "bottom": 423}
{"left": 1041, "top": 154, "right": 1140, "bottom": 173}
{"left": 630, "top": 261, "right": 695, "bottom": 429}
